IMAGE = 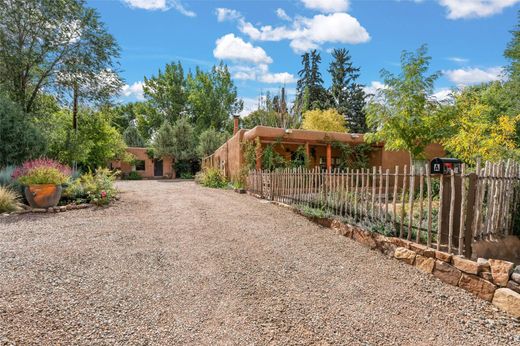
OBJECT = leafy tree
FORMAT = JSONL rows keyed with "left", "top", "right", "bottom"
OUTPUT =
{"left": 302, "top": 108, "right": 347, "bottom": 132}
{"left": 328, "top": 48, "right": 368, "bottom": 133}
{"left": 443, "top": 84, "right": 520, "bottom": 164}
{"left": 243, "top": 109, "right": 279, "bottom": 128}
{"left": 123, "top": 125, "right": 145, "bottom": 147}
{"left": 0, "top": 0, "right": 121, "bottom": 114}
{"left": 196, "top": 128, "right": 227, "bottom": 158}
{"left": 153, "top": 117, "right": 197, "bottom": 175}
{"left": 35, "top": 106, "right": 126, "bottom": 168}
{"left": 365, "top": 45, "right": 450, "bottom": 164}
{"left": 0, "top": 94, "right": 45, "bottom": 167}
{"left": 244, "top": 87, "right": 300, "bottom": 129}
{"left": 81, "top": 108, "right": 127, "bottom": 169}
{"left": 186, "top": 62, "right": 243, "bottom": 133}
{"left": 143, "top": 62, "right": 187, "bottom": 124}
{"left": 113, "top": 101, "right": 158, "bottom": 141}
{"left": 503, "top": 12, "right": 520, "bottom": 119}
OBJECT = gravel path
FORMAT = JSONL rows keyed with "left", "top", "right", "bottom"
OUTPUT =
{"left": 1, "top": 180, "right": 519, "bottom": 345}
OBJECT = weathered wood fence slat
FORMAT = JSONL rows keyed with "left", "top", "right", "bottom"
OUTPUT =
{"left": 246, "top": 160, "right": 520, "bottom": 257}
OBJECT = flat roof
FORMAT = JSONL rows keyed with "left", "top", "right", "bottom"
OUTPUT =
{"left": 243, "top": 126, "right": 366, "bottom": 144}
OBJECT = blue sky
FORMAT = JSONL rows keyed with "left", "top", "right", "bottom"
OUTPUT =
{"left": 89, "top": 0, "right": 520, "bottom": 114}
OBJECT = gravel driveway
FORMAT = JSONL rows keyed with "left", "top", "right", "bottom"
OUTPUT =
{"left": 1, "top": 180, "right": 519, "bottom": 345}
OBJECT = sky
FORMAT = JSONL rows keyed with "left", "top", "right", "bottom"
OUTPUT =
{"left": 88, "top": 0, "right": 520, "bottom": 115}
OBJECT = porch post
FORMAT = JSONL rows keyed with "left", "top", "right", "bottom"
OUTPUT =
{"left": 305, "top": 142, "right": 310, "bottom": 167}
{"left": 326, "top": 143, "right": 332, "bottom": 172}
{"left": 256, "top": 142, "right": 262, "bottom": 170}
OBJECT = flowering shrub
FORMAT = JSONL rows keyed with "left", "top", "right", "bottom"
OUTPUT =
{"left": 12, "top": 158, "right": 71, "bottom": 180}
{"left": 66, "top": 168, "right": 117, "bottom": 206}
{"left": 14, "top": 158, "right": 71, "bottom": 186}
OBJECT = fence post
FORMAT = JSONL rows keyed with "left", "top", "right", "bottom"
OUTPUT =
{"left": 463, "top": 173, "right": 477, "bottom": 258}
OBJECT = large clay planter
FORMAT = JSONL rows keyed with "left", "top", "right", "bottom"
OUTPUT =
{"left": 24, "top": 184, "right": 63, "bottom": 209}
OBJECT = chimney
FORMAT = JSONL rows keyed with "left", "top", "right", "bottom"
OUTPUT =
{"left": 233, "top": 115, "right": 240, "bottom": 135}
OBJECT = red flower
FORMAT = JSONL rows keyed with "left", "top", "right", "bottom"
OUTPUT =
{"left": 101, "top": 191, "right": 107, "bottom": 198}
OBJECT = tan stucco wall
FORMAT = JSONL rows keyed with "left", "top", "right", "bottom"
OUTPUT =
{"left": 112, "top": 147, "right": 173, "bottom": 178}
{"left": 204, "top": 126, "right": 446, "bottom": 179}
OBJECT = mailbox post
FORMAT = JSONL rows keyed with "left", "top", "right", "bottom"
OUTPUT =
{"left": 430, "top": 157, "right": 463, "bottom": 250}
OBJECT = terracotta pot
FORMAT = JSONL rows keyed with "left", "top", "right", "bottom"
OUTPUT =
{"left": 24, "top": 184, "right": 63, "bottom": 209}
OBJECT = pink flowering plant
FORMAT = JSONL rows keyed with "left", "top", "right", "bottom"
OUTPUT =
{"left": 13, "top": 158, "right": 71, "bottom": 186}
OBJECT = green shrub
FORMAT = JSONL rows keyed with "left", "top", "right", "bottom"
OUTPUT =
{"left": 180, "top": 172, "right": 194, "bottom": 179}
{"left": 63, "top": 168, "right": 117, "bottom": 206}
{"left": 0, "top": 186, "right": 20, "bottom": 212}
{"left": 198, "top": 168, "right": 227, "bottom": 188}
{"left": 0, "top": 166, "right": 15, "bottom": 187}
{"left": 126, "top": 171, "right": 142, "bottom": 180}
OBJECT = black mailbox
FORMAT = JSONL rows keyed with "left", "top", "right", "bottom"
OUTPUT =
{"left": 430, "top": 157, "right": 462, "bottom": 174}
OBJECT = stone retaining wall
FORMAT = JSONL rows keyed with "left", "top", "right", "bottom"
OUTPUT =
{"left": 268, "top": 199, "right": 520, "bottom": 318}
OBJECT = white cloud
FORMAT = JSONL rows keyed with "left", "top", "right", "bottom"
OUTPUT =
{"left": 213, "top": 34, "right": 273, "bottom": 64}
{"left": 238, "top": 13, "right": 370, "bottom": 53}
{"left": 122, "top": 81, "right": 145, "bottom": 101}
{"left": 239, "top": 97, "right": 260, "bottom": 117}
{"left": 231, "top": 64, "right": 296, "bottom": 84}
{"left": 301, "top": 0, "right": 350, "bottom": 13}
{"left": 216, "top": 8, "right": 241, "bottom": 22}
{"left": 431, "top": 88, "right": 455, "bottom": 102}
{"left": 439, "top": 0, "right": 519, "bottom": 19}
{"left": 122, "top": 0, "right": 195, "bottom": 16}
{"left": 214, "top": 8, "right": 369, "bottom": 53}
{"left": 276, "top": 8, "right": 291, "bottom": 21}
{"left": 444, "top": 66, "right": 504, "bottom": 86}
{"left": 447, "top": 56, "right": 469, "bottom": 63}
{"left": 363, "top": 81, "right": 387, "bottom": 96}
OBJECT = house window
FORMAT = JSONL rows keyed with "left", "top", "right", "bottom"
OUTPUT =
{"left": 134, "top": 160, "right": 145, "bottom": 171}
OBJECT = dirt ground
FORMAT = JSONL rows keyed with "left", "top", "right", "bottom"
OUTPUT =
{"left": 0, "top": 180, "right": 519, "bottom": 345}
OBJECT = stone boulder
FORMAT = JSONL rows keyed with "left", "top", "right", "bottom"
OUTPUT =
{"left": 492, "top": 288, "right": 520, "bottom": 318}
{"left": 458, "top": 273, "right": 496, "bottom": 301}
{"left": 434, "top": 250, "right": 453, "bottom": 263}
{"left": 507, "top": 280, "right": 520, "bottom": 294}
{"left": 415, "top": 255, "right": 435, "bottom": 274}
{"left": 452, "top": 256, "right": 479, "bottom": 275}
{"left": 488, "top": 259, "right": 515, "bottom": 287}
{"left": 394, "top": 247, "right": 416, "bottom": 265}
{"left": 433, "top": 260, "right": 462, "bottom": 286}
{"left": 409, "top": 243, "right": 435, "bottom": 258}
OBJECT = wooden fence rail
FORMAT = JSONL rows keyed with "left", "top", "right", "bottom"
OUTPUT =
{"left": 246, "top": 161, "right": 520, "bottom": 257}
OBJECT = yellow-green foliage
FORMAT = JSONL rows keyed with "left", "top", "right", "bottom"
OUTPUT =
{"left": 198, "top": 168, "right": 227, "bottom": 188}
{"left": 302, "top": 108, "right": 347, "bottom": 132}
{"left": 443, "top": 89, "right": 520, "bottom": 164}
{"left": 17, "top": 167, "right": 69, "bottom": 185}
{"left": 0, "top": 186, "right": 19, "bottom": 212}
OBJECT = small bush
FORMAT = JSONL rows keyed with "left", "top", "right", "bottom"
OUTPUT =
{"left": 0, "top": 186, "right": 19, "bottom": 212}
{"left": 197, "top": 168, "right": 227, "bottom": 188}
{"left": 0, "top": 166, "right": 15, "bottom": 187}
{"left": 126, "top": 171, "right": 142, "bottom": 180}
{"left": 180, "top": 172, "right": 194, "bottom": 179}
{"left": 63, "top": 168, "right": 117, "bottom": 206}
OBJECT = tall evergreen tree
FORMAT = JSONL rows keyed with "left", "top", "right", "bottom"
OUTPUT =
{"left": 328, "top": 48, "right": 368, "bottom": 133}
{"left": 294, "top": 50, "right": 329, "bottom": 116}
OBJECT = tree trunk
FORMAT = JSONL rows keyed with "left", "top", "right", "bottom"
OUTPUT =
{"left": 72, "top": 83, "right": 79, "bottom": 132}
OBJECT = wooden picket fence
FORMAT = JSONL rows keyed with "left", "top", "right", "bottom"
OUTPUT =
{"left": 246, "top": 161, "right": 520, "bottom": 257}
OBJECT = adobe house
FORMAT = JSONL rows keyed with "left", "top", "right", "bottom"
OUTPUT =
{"left": 111, "top": 147, "right": 174, "bottom": 179}
{"left": 203, "top": 116, "right": 445, "bottom": 180}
